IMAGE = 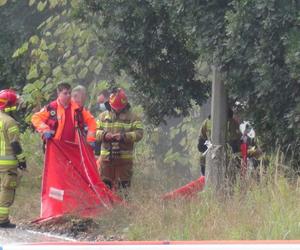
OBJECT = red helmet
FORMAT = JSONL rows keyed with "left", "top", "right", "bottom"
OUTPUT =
{"left": 109, "top": 88, "right": 128, "bottom": 112}
{"left": 0, "top": 89, "right": 18, "bottom": 111}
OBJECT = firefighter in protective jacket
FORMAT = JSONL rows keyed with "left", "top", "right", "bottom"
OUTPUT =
{"left": 96, "top": 88, "right": 143, "bottom": 190}
{"left": 0, "top": 89, "right": 26, "bottom": 228}
{"left": 197, "top": 108, "right": 241, "bottom": 176}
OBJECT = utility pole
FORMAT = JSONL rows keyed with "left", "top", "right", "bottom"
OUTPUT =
{"left": 206, "top": 65, "right": 227, "bottom": 193}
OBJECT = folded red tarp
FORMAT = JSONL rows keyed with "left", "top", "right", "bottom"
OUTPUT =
{"left": 35, "top": 135, "right": 122, "bottom": 222}
{"left": 161, "top": 176, "right": 205, "bottom": 200}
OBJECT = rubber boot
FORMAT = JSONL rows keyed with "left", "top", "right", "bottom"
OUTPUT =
{"left": 0, "top": 220, "right": 16, "bottom": 228}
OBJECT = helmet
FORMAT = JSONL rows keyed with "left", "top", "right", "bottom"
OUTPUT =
{"left": 239, "top": 121, "right": 255, "bottom": 139}
{"left": 109, "top": 88, "right": 128, "bottom": 112}
{"left": 0, "top": 89, "right": 18, "bottom": 112}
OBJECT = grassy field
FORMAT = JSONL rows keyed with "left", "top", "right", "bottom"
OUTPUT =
{"left": 11, "top": 130, "right": 300, "bottom": 240}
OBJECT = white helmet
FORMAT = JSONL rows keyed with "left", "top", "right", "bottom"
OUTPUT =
{"left": 239, "top": 121, "right": 255, "bottom": 139}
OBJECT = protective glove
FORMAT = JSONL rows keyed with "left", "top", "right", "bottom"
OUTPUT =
{"left": 43, "top": 131, "right": 53, "bottom": 140}
{"left": 18, "top": 161, "right": 27, "bottom": 170}
{"left": 88, "top": 141, "right": 96, "bottom": 150}
{"left": 112, "top": 132, "right": 124, "bottom": 142}
{"left": 103, "top": 132, "right": 113, "bottom": 142}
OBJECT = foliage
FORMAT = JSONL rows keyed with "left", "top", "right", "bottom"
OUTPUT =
{"left": 6, "top": 0, "right": 300, "bottom": 169}
{"left": 11, "top": 0, "right": 121, "bottom": 117}
{"left": 0, "top": 0, "right": 48, "bottom": 90}
{"left": 80, "top": 0, "right": 300, "bottom": 168}
{"left": 223, "top": 0, "right": 300, "bottom": 167}
{"left": 81, "top": 0, "right": 209, "bottom": 124}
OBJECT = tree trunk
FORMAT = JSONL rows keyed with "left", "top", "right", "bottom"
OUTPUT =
{"left": 206, "top": 65, "right": 227, "bottom": 193}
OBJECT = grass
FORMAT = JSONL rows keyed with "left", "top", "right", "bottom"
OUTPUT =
{"left": 10, "top": 130, "right": 300, "bottom": 240}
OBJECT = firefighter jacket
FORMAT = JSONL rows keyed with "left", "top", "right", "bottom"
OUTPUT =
{"left": 226, "top": 117, "right": 242, "bottom": 153}
{"left": 0, "top": 111, "right": 26, "bottom": 170}
{"left": 198, "top": 117, "right": 241, "bottom": 153}
{"left": 199, "top": 118, "right": 212, "bottom": 142}
{"left": 96, "top": 108, "right": 143, "bottom": 162}
{"left": 198, "top": 118, "right": 211, "bottom": 153}
{"left": 31, "top": 99, "right": 96, "bottom": 142}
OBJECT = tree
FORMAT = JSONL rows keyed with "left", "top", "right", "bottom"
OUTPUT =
{"left": 81, "top": 0, "right": 300, "bottom": 169}
{"left": 81, "top": 0, "right": 209, "bottom": 125}
{"left": 224, "top": 0, "right": 300, "bottom": 168}
{"left": 0, "top": 0, "right": 49, "bottom": 90}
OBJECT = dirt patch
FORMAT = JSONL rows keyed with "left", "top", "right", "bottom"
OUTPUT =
{"left": 17, "top": 216, "right": 124, "bottom": 241}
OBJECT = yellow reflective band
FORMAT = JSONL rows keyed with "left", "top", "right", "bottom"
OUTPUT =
{"left": 133, "top": 121, "right": 143, "bottom": 129}
{"left": 0, "top": 121, "right": 5, "bottom": 156}
{"left": 120, "top": 154, "right": 133, "bottom": 160}
{"left": 96, "top": 120, "right": 101, "bottom": 127}
{"left": 100, "top": 150, "right": 133, "bottom": 159}
{"left": 0, "top": 207, "right": 9, "bottom": 215}
{"left": 101, "top": 122, "right": 132, "bottom": 130}
{"left": 4, "top": 106, "right": 17, "bottom": 113}
{"left": 0, "top": 159, "right": 18, "bottom": 165}
{"left": 16, "top": 153, "right": 26, "bottom": 161}
{"left": 8, "top": 126, "right": 19, "bottom": 134}
{"left": 100, "top": 150, "right": 110, "bottom": 156}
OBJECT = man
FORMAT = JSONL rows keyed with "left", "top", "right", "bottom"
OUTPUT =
{"left": 197, "top": 115, "right": 211, "bottom": 176}
{"left": 71, "top": 85, "right": 97, "bottom": 148}
{"left": 197, "top": 108, "right": 241, "bottom": 176}
{"left": 96, "top": 88, "right": 143, "bottom": 191}
{"left": 31, "top": 84, "right": 118, "bottom": 220}
{"left": 94, "top": 89, "right": 110, "bottom": 158}
{"left": 71, "top": 85, "right": 87, "bottom": 108}
{"left": 97, "top": 89, "right": 110, "bottom": 112}
{"left": 31, "top": 83, "right": 96, "bottom": 144}
{"left": 0, "top": 89, "right": 26, "bottom": 228}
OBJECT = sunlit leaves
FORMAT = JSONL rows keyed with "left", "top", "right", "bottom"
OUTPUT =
{"left": 37, "top": 1, "right": 47, "bottom": 12}
{"left": 0, "top": 0, "right": 7, "bottom": 7}
{"left": 12, "top": 42, "right": 29, "bottom": 58}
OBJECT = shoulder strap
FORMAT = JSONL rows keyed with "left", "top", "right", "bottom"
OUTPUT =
{"left": 45, "top": 101, "right": 58, "bottom": 132}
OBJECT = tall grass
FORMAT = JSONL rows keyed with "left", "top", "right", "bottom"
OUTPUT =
{"left": 11, "top": 130, "right": 300, "bottom": 240}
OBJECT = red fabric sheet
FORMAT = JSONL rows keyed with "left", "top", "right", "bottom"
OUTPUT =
{"left": 161, "top": 176, "right": 205, "bottom": 200}
{"left": 36, "top": 135, "right": 121, "bottom": 222}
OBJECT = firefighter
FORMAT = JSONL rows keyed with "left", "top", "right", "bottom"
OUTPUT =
{"left": 0, "top": 89, "right": 26, "bottom": 228}
{"left": 31, "top": 83, "right": 97, "bottom": 145}
{"left": 95, "top": 89, "right": 110, "bottom": 160}
{"left": 197, "top": 115, "right": 211, "bottom": 176}
{"left": 97, "top": 89, "right": 110, "bottom": 112}
{"left": 96, "top": 88, "right": 143, "bottom": 191}
{"left": 197, "top": 108, "right": 242, "bottom": 176}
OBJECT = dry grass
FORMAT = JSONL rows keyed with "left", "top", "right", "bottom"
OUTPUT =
{"left": 10, "top": 130, "right": 300, "bottom": 240}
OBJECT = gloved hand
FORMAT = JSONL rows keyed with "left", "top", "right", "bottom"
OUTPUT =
{"left": 88, "top": 141, "right": 96, "bottom": 150}
{"left": 18, "top": 161, "right": 27, "bottom": 170}
{"left": 43, "top": 131, "right": 53, "bottom": 140}
{"left": 112, "top": 133, "right": 124, "bottom": 142}
{"left": 103, "top": 132, "right": 113, "bottom": 142}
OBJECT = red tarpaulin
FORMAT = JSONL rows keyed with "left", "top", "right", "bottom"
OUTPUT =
{"left": 161, "top": 176, "right": 205, "bottom": 201}
{"left": 35, "top": 135, "right": 122, "bottom": 222}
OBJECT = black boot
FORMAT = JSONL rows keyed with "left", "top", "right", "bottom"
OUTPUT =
{"left": 0, "top": 221, "right": 16, "bottom": 228}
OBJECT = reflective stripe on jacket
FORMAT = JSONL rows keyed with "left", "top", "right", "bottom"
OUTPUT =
{"left": 0, "top": 111, "right": 21, "bottom": 167}
{"left": 96, "top": 109, "right": 143, "bottom": 161}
